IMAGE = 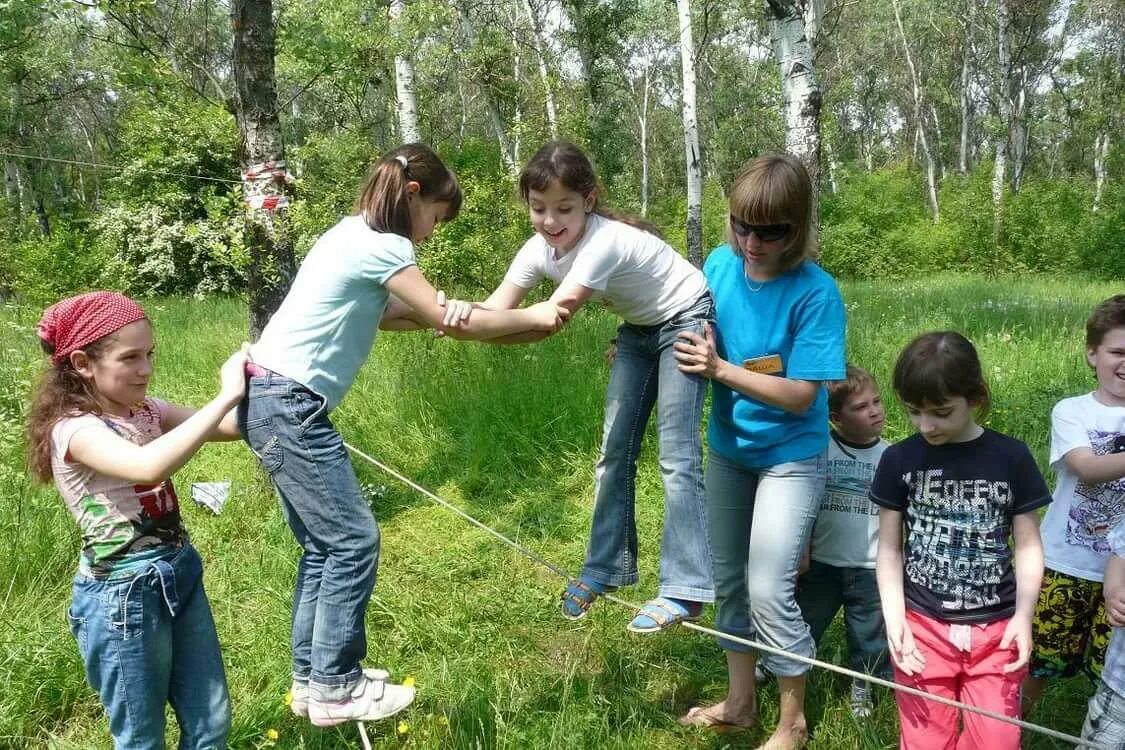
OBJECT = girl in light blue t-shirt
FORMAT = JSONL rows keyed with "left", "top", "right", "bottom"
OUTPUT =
{"left": 241, "top": 143, "right": 569, "bottom": 728}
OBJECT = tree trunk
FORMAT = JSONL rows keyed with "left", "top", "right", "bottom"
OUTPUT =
{"left": 640, "top": 64, "right": 650, "bottom": 217}
{"left": 676, "top": 0, "right": 703, "bottom": 267}
{"left": 1009, "top": 67, "right": 1028, "bottom": 193}
{"left": 891, "top": 0, "right": 938, "bottom": 221}
{"left": 522, "top": 0, "right": 558, "bottom": 138}
{"left": 1093, "top": 130, "right": 1109, "bottom": 212}
{"left": 231, "top": 0, "right": 297, "bottom": 338}
{"left": 456, "top": 2, "right": 518, "bottom": 176}
{"left": 766, "top": 0, "right": 824, "bottom": 248}
{"left": 992, "top": 0, "right": 1012, "bottom": 244}
{"left": 824, "top": 135, "right": 839, "bottom": 194}
{"left": 958, "top": 0, "right": 973, "bottom": 175}
{"left": 389, "top": 0, "right": 421, "bottom": 142}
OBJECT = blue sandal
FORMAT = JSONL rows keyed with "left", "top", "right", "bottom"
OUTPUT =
{"left": 560, "top": 578, "right": 615, "bottom": 620}
{"left": 626, "top": 597, "right": 701, "bottom": 633}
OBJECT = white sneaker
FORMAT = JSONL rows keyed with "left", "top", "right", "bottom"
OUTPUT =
{"left": 849, "top": 678, "right": 873, "bottom": 719}
{"left": 308, "top": 668, "right": 414, "bottom": 727}
{"left": 288, "top": 682, "right": 309, "bottom": 717}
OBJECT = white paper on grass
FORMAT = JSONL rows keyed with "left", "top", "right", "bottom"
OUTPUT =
{"left": 191, "top": 481, "right": 231, "bottom": 515}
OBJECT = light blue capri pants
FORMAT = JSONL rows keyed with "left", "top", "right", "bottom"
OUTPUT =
{"left": 705, "top": 448, "right": 826, "bottom": 677}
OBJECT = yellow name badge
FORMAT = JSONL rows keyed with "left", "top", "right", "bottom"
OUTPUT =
{"left": 743, "top": 354, "right": 783, "bottom": 374}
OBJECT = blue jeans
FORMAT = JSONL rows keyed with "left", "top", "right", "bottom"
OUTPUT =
{"left": 706, "top": 449, "right": 825, "bottom": 676}
{"left": 67, "top": 542, "right": 230, "bottom": 750}
{"left": 1083, "top": 679, "right": 1125, "bottom": 748}
{"left": 239, "top": 372, "right": 378, "bottom": 701}
{"left": 582, "top": 292, "right": 714, "bottom": 602}
{"left": 797, "top": 560, "right": 890, "bottom": 678}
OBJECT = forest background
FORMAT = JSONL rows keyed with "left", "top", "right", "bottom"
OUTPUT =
{"left": 0, "top": 0, "right": 1120, "bottom": 309}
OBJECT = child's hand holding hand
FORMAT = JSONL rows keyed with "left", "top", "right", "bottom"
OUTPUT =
{"left": 1000, "top": 614, "right": 1032, "bottom": 673}
{"left": 527, "top": 301, "right": 571, "bottom": 332}
{"left": 219, "top": 343, "right": 251, "bottom": 402}
{"left": 436, "top": 290, "right": 473, "bottom": 335}
{"left": 1106, "top": 586, "right": 1125, "bottom": 627}
{"left": 885, "top": 612, "right": 925, "bottom": 675}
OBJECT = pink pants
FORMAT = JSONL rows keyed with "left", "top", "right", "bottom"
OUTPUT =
{"left": 893, "top": 609, "right": 1026, "bottom": 750}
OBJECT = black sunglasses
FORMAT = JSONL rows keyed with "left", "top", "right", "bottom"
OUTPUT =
{"left": 730, "top": 216, "right": 790, "bottom": 242}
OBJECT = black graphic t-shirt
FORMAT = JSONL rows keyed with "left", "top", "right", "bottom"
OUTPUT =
{"left": 870, "top": 429, "right": 1051, "bottom": 624}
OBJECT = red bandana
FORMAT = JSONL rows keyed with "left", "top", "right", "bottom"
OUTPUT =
{"left": 37, "top": 292, "right": 148, "bottom": 366}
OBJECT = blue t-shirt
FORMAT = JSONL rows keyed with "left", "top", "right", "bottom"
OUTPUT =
{"left": 704, "top": 245, "right": 846, "bottom": 469}
{"left": 251, "top": 215, "right": 416, "bottom": 410}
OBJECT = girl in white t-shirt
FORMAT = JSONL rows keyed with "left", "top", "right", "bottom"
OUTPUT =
{"left": 470, "top": 140, "right": 715, "bottom": 633}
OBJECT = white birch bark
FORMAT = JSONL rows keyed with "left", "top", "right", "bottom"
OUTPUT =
{"left": 765, "top": 0, "right": 824, "bottom": 246}
{"left": 676, "top": 0, "right": 703, "bottom": 266}
{"left": 640, "top": 64, "right": 650, "bottom": 216}
{"left": 389, "top": 0, "right": 421, "bottom": 142}
{"left": 522, "top": 0, "right": 558, "bottom": 138}
{"left": 959, "top": 14, "right": 972, "bottom": 175}
{"left": 1094, "top": 131, "right": 1109, "bottom": 212}
{"left": 992, "top": 0, "right": 1012, "bottom": 242}
{"left": 891, "top": 0, "right": 938, "bottom": 221}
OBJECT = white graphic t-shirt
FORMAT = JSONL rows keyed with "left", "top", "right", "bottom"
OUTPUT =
{"left": 809, "top": 432, "right": 888, "bottom": 569}
{"left": 1101, "top": 520, "right": 1125, "bottom": 698}
{"left": 1041, "top": 393, "right": 1125, "bottom": 582}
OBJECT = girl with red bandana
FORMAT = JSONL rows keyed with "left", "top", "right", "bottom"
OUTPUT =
{"left": 27, "top": 291, "right": 249, "bottom": 749}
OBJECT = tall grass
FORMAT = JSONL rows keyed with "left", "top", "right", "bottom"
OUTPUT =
{"left": 0, "top": 274, "right": 1119, "bottom": 749}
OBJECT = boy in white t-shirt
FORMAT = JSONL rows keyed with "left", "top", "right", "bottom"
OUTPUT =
{"left": 1026, "top": 294, "right": 1125, "bottom": 710}
{"left": 755, "top": 365, "right": 891, "bottom": 716}
{"left": 1082, "top": 518, "right": 1125, "bottom": 746}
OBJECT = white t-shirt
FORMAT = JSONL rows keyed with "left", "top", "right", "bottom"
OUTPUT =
{"left": 810, "top": 432, "right": 888, "bottom": 568}
{"left": 252, "top": 216, "right": 416, "bottom": 410}
{"left": 1100, "top": 520, "right": 1125, "bottom": 697}
{"left": 1041, "top": 393, "right": 1125, "bottom": 581}
{"left": 503, "top": 214, "right": 708, "bottom": 326}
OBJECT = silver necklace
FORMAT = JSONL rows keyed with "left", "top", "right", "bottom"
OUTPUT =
{"left": 743, "top": 261, "right": 766, "bottom": 293}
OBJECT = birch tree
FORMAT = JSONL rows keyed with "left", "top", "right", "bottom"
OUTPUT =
{"left": 389, "top": 0, "right": 421, "bottom": 142}
{"left": 765, "top": 0, "right": 824, "bottom": 245}
{"left": 231, "top": 0, "right": 296, "bottom": 336}
{"left": 522, "top": 0, "right": 558, "bottom": 139}
{"left": 992, "top": 0, "right": 1012, "bottom": 242}
{"left": 891, "top": 0, "right": 939, "bottom": 221}
{"left": 675, "top": 0, "right": 703, "bottom": 266}
{"left": 456, "top": 2, "right": 518, "bottom": 176}
{"left": 958, "top": 0, "right": 974, "bottom": 175}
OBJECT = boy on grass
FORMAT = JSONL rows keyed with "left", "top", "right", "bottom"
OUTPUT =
{"left": 1082, "top": 518, "right": 1125, "bottom": 745}
{"left": 758, "top": 364, "right": 892, "bottom": 717}
{"left": 1026, "top": 294, "right": 1125, "bottom": 711}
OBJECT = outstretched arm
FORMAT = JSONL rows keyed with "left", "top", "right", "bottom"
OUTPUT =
{"left": 68, "top": 347, "right": 249, "bottom": 484}
{"left": 384, "top": 266, "right": 568, "bottom": 340}
{"left": 481, "top": 281, "right": 593, "bottom": 345}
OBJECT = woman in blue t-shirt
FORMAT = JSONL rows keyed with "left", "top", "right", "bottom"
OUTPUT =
{"left": 674, "top": 153, "right": 846, "bottom": 746}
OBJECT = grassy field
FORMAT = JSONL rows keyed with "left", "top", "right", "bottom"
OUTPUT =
{"left": 0, "top": 274, "right": 1120, "bottom": 749}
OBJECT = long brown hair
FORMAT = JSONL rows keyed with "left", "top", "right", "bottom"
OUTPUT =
{"left": 27, "top": 336, "right": 113, "bottom": 483}
{"left": 892, "top": 331, "right": 992, "bottom": 418}
{"left": 518, "top": 140, "right": 663, "bottom": 237}
{"left": 354, "top": 143, "right": 462, "bottom": 238}
{"left": 727, "top": 153, "right": 814, "bottom": 272}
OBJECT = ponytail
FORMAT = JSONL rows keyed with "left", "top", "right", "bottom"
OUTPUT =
{"left": 354, "top": 143, "right": 463, "bottom": 239}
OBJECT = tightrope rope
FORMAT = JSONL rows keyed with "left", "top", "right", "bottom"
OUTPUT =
{"left": 0, "top": 149, "right": 242, "bottom": 184}
{"left": 343, "top": 442, "right": 1109, "bottom": 749}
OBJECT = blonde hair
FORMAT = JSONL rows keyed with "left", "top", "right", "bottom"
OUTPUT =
{"left": 727, "top": 153, "right": 814, "bottom": 272}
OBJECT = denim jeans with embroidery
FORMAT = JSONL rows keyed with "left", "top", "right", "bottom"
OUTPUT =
{"left": 239, "top": 371, "right": 378, "bottom": 702}
{"left": 68, "top": 542, "right": 230, "bottom": 750}
{"left": 581, "top": 292, "right": 715, "bottom": 602}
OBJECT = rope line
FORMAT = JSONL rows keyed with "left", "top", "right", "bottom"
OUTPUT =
{"left": 0, "top": 149, "right": 241, "bottom": 184}
{"left": 342, "top": 442, "right": 1108, "bottom": 749}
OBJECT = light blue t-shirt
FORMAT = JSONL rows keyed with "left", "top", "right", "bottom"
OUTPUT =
{"left": 251, "top": 215, "right": 416, "bottom": 410}
{"left": 704, "top": 245, "right": 846, "bottom": 469}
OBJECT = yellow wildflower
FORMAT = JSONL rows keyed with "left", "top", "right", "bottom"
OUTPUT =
{"left": 266, "top": 729, "right": 279, "bottom": 741}
{"left": 402, "top": 675, "right": 416, "bottom": 688}
{"left": 397, "top": 720, "right": 410, "bottom": 735}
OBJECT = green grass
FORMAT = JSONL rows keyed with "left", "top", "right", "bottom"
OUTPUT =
{"left": 0, "top": 273, "right": 1120, "bottom": 749}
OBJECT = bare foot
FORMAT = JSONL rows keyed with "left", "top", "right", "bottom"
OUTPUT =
{"left": 755, "top": 721, "right": 808, "bottom": 749}
{"left": 678, "top": 699, "right": 757, "bottom": 730}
